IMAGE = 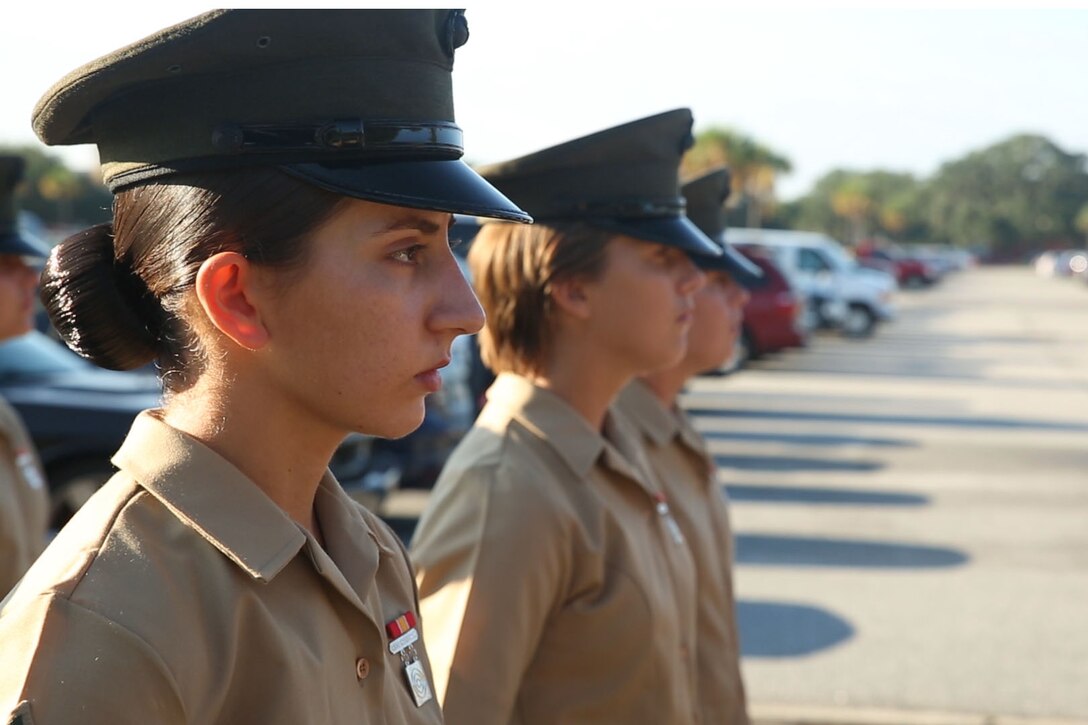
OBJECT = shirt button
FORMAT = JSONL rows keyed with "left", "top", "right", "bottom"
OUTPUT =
{"left": 355, "top": 657, "right": 371, "bottom": 681}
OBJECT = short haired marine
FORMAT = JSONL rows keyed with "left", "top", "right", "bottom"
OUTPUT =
{"left": 410, "top": 108, "right": 726, "bottom": 724}
{"left": 0, "top": 9, "right": 529, "bottom": 724}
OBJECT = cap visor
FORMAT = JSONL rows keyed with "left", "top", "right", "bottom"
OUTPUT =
{"left": 693, "top": 242, "right": 766, "bottom": 289}
{"left": 0, "top": 231, "right": 50, "bottom": 259}
{"left": 588, "top": 216, "right": 721, "bottom": 256}
{"left": 281, "top": 159, "right": 532, "bottom": 223}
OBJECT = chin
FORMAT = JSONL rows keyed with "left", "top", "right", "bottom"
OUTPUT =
{"left": 365, "top": 401, "right": 427, "bottom": 440}
{"left": 643, "top": 347, "right": 686, "bottom": 375}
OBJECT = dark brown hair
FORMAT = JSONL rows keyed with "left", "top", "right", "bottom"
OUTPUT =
{"left": 40, "top": 168, "right": 346, "bottom": 393}
{"left": 468, "top": 221, "right": 611, "bottom": 376}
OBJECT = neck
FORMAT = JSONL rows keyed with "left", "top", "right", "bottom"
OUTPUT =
{"left": 532, "top": 335, "right": 635, "bottom": 431}
{"left": 640, "top": 364, "right": 693, "bottom": 409}
{"left": 162, "top": 366, "right": 341, "bottom": 539}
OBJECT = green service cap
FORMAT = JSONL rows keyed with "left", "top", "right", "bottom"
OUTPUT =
{"left": 681, "top": 167, "right": 763, "bottom": 288}
{"left": 0, "top": 156, "right": 49, "bottom": 258}
{"left": 31, "top": 9, "right": 530, "bottom": 223}
{"left": 477, "top": 109, "right": 720, "bottom": 256}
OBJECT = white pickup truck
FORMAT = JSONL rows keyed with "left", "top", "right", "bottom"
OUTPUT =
{"left": 728, "top": 228, "right": 897, "bottom": 337}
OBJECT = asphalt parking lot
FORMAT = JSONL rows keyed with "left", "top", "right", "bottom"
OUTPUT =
{"left": 689, "top": 266, "right": 1088, "bottom": 724}
{"left": 383, "top": 265, "right": 1088, "bottom": 724}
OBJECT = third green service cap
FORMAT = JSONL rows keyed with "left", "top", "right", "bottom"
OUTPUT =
{"left": 31, "top": 9, "right": 530, "bottom": 223}
{"left": 681, "top": 167, "right": 764, "bottom": 287}
{"left": 476, "top": 109, "right": 720, "bottom": 256}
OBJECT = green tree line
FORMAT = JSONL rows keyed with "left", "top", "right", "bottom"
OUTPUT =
{"left": 684, "top": 129, "right": 1088, "bottom": 258}
{"left": 7, "top": 130, "right": 1088, "bottom": 259}
{"left": 2, "top": 145, "right": 112, "bottom": 231}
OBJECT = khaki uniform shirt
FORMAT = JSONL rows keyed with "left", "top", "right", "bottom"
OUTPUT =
{"left": 0, "top": 411, "right": 443, "bottom": 725}
{"left": 614, "top": 381, "right": 749, "bottom": 725}
{"left": 411, "top": 373, "right": 699, "bottom": 725}
{"left": 0, "top": 397, "right": 49, "bottom": 597}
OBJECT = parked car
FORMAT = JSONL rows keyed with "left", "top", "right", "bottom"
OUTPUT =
{"left": 722, "top": 247, "right": 808, "bottom": 372}
{"left": 1035, "top": 249, "right": 1088, "bottom": 278}
{"left": 855, "top": 240, "right": 938, "bottom": 287}
{"left": 0, "top": 331, "right": 393, "bottom": 526}
{"left": 726, "top": 228, "right": 896, "bottom": 337}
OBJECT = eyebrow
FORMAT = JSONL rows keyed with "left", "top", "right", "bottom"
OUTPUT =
{"left": 378, "top": 213, "right": 453, "bottom": 236}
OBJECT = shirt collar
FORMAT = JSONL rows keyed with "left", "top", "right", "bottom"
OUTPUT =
{"left": 477, "top": 373, "right": 605, "bottom": 478}
{"left": 615, "top": 379, "right": 681, "bottom": 447}
{"left": 111, "top": 411, "right": 393, "bottom": 584}
{"left": 674, "top": 405, "right": 709, "bottom": 458}
{"left": 617, "top": 380, "right": 710, "bottom": 460}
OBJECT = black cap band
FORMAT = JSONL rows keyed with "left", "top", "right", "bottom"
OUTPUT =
{"left": 210, "top": 119, "right": 464, "bottom": 159}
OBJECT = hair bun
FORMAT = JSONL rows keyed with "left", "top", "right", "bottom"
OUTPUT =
{"left": 40, "top": 223, "right": 163, "bottom": 371}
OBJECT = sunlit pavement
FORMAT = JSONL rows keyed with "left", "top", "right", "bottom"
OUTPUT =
{"left": 686, "top": 266, "right": 1088, "bottom": 723}
{"left": 381, "top": 265, "right": 1088, "bottom": 724}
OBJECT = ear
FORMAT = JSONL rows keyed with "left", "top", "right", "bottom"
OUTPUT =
{"left": 549, "top": 277, "right": 593, "bottom": 321}
{"left": 194, "top": 252, "right": 270, "bottom": 350}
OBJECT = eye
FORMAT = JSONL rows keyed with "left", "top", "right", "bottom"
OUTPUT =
{"left": 390, "top": 244, "right": 424, "bottom": 264}
{"left": 656, "top": 247, "right": 682, "bottom": 266}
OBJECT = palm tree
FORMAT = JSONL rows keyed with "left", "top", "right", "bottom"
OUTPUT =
{"left": 682, "top": 127, "right": 792, "bottom": 228}
{"left": 1075, "top": 203, "right": 1088, "bottom": 246}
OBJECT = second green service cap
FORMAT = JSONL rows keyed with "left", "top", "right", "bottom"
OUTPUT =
{"left": 477, "top": 109, "right": 720, "bottom": 256}
{"left": 31, "top": 9, "right": 530, "bottom": 223}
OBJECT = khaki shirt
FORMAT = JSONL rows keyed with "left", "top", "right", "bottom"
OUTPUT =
{"left": 411, "top": 373, "right": 699, "bottom": 725}
{"left": 614, "top": 381, "right": 749, "bottom": 725}
{"left": 0, "top": 396, "right": 49, "bottom": 597}
{"left": 0, "top": 411, "right": 443, "bottom": 725}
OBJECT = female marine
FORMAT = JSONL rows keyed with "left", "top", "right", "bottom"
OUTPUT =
{"left": 614, "top": 168, "right": 760, "bottom": 724}
{"left": 0, "top": 10, "right": 528, "bottom": 724}
{"left": 411, "top": 109, "right": 719, "bottom": 724}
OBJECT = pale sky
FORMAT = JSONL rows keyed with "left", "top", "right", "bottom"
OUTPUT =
{"left": 1, "top": 3, "right": 1085, "bottom": 200}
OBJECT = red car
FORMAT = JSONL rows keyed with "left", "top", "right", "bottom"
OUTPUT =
{"left": 724, "top": 247, "right": 808, "bottom": 371}
{"left": 855, "top": 241, "right": 934, "bottom": 287}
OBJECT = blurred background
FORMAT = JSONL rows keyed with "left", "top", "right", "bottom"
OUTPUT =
{"left": 1, "top": 4, "right": 1086, "bottom": 724}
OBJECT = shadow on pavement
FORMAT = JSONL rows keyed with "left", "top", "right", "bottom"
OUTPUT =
{"left": 737, "top": 600, "right": 854, "bottom": 658}
{"left": 690, "top": 407, "right": 1088, "bottom": 433}
{"left": 714, "top": 454, "right": 884, "bottom": 473}
{"left": 735, "top": 534, "right": 968, "bottom": 569}
{"left": 724, "top": 484, "right": 928, "bottom": 507}
{"left": 702, "top": 430, "right": 916, "bottom": 448}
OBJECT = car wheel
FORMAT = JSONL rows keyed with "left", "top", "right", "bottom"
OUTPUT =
{"left": 841, "top": 303, "right": 877, "bottom": 338}
{"left": 47, "top": 459, "right": 117, "bottom": 529}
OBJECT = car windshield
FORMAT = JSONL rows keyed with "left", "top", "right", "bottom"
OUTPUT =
{"left": 0, "top": 331, "right": 89, "bottom": 378}
{"left": 821, "top": 242, "right": 859, "bottom": 271}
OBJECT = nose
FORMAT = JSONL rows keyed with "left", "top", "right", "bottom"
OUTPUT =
{"left": 677, "top": 255, "right": 705, "bottom": 296}
{"left": 735, "top": 285, "right": 751, "bottom": 308}
{"left": 432, "top": 255, "right": 485, "bottom": 337}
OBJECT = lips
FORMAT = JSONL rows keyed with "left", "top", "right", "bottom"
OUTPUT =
{"left": 414, "top": 356, "right": 451, "bottom": 393}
